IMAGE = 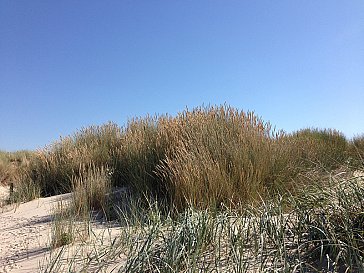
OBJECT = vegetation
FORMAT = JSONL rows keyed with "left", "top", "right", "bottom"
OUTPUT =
{"left": 0, "top": 150, "right": 33, "bottom": 185}
{"left": 1, "top": 104, "right": 364, "bottom": 272}
{"left": 42, "top": 171, "right": 364, "bottom": 272}
{"left": 348, "top": 134, "right": 364, "bottom": 168}
{"left": 0, "top": 150, "right": 40, "bottom": 204}
{"left": 9, "top": 105, "right": 359, "bottom": 210}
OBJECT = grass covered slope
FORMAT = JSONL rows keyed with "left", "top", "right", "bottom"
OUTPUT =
{"left": 2, "top": 104, "right": 364, "bottom": 272}
{"left": 11, "top": 104, "right": 361, "bottom": 210}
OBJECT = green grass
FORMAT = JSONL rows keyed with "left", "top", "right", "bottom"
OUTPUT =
{"left": 51, "top": 201, "right": 75, "bottom": 249}
{"left": 42, "top": 165, "right": 364, "bottom": 272}
{"left": 50, "top": 200, "right": 91, "bottom": 250}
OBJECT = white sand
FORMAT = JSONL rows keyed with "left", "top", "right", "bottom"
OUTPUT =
{"left": 0, "top": 191, "right": 72, "bottom": 273}
{"left": 0, "top": 190, "right": 125, "bottom": 273}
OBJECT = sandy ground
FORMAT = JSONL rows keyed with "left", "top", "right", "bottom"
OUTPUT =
{"left": 0, "top": 191, "right": 71, "bottom": 272}
{"left": 0, "top": 189, "right": 125, "bottom": 273}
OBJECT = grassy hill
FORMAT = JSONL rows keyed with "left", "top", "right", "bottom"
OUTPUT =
{"left": 2, "top": 105, "right": 364, "bottom": 272}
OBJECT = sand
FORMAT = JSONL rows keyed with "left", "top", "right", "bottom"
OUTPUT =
{"left": 0, "top": 191, "right": 71, "bottom": 272}
{"left": 0, "top": 189, "right": 125, "bottom": 273}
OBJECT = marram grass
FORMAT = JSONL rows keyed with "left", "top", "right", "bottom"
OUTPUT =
{"left": 11, "top": 104, "right": 360, "bottom": 211}
{"left": 43, "top": 169, "right": 364, "bottom": 272}
{"left": 2, "top": 104, "right": 364, "bottom": 272}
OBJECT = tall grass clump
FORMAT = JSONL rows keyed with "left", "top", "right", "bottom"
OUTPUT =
{"left": 24, "top": 123, "right": 122, "bottom": 196}
{"left": 18, "top": 105, "right": 331, "bottom": 211}
{"left": 71, "top": 164, "right": 112, "bottom": 218}
{"left": 111, "top": 114, "right": 170, "bottom": 197}
{"left": 18, "top": 105, "right": 354, "bottom": 211}
{"left": 348, "top": 134, "right": 364, "bottom": 168}
{"left": 0, "top": 150, "right": 33, "bottom": 185}
{"left": 51, "top": 201, "right": 75, "bottom": 249}
{"left": 50, "top": 164, "right": 112, "bottom": 250}
{"left": 288, "top": 128, "right": 348, "bottom": 170}
{"left": 0, "top": 150, "right": 41, "bottom": 203}
{"left": 156, "top": 105, "right": 294, "bottom": 210}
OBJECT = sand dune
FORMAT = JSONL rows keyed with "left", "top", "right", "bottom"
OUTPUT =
{"left": 0, "top": 190, "right": 124, "bottom": 273}
{"left": 0, "top": 191, "right": 71, "bottom": 272}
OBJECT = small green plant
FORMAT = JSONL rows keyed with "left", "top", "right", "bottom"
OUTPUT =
{"left": 51, "top": 202, "right": 74, "bottom": 249}
{"left": 50, "top": 165, "right": 111, "bottom": 251}
{"left": 55, "top": 232, "right": 73, "bottom": 248}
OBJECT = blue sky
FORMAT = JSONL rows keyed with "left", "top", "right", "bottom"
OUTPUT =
{"left": 1, "top": 1, "right": 363, "bottom": 151}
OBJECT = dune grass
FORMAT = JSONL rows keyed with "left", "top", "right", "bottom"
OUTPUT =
{"left": 15, "top": 105, "right": 357, "bottom": 211}
{"left": 140, "top": 171, "right": 364, "bottom": 272}
{"left": 0, "top": 150, "right": 33, "bottom": 185}
{"left": 42, "top": 166, "right": 364, "bottom": 272}
{"left": 2, "top": 104, "right": 364, "bottom": 271}
{"left": 348, "top": 134, "right": 364, "bottom": 168}
{"left": 0, "top": 150, "right": 40, "bottom": 204}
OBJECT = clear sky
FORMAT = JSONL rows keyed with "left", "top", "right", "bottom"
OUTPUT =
{"left": 1, "top": 1, "right": 363, "bottom": 151}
